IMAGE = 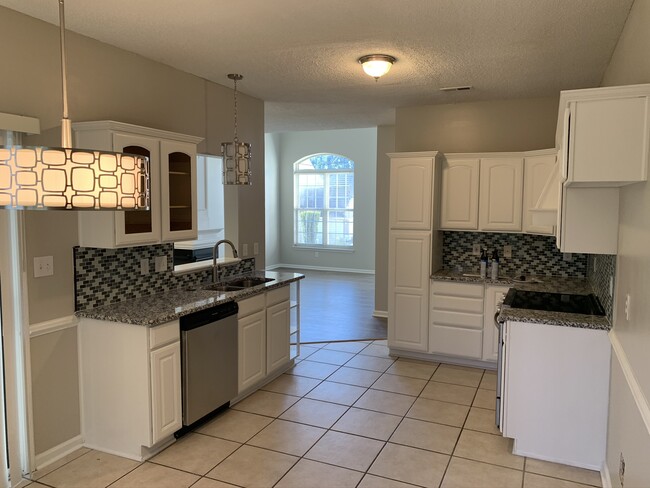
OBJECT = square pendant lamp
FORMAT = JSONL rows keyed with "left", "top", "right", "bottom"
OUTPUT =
{"left": 221, "top": 74, "right": 252, "bottom": 185}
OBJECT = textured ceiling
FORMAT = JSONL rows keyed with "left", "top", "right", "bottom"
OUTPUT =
{"left": 0, "top": 0, "right": 633, "bottom": 132}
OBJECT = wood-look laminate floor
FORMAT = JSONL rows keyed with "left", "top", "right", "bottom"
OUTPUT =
{"left": 277, "top": 268, "right": 387, "bottom": 343}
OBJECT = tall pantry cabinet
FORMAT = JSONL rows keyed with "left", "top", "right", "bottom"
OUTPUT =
{"left": 387, "top": 152, "right": 442, "bottom": 352}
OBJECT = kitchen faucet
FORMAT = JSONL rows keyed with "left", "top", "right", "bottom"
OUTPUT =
{"left": 212, "top": 239, "right": 239, "bottom": 283}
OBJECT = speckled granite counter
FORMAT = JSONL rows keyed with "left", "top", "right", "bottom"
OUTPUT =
{"left": 75, "top": 271, "right": 304, "bottom": 326}
{"left": 431, "top": 269, "right": 610, "bottom": 331}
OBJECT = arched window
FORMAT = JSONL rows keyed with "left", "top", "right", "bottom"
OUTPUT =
{"left": 294, "top": 154, "right": 354, "bottom": 248}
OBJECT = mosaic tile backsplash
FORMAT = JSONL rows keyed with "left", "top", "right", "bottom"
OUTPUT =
{"left": 442, "top": 231, "right": 588, "bottom": 277}
{"left": 74, "top": 244, "right": 255, "bottom": 311}
{"left": 587, "top": 254, "right": 616, "bottom": 321}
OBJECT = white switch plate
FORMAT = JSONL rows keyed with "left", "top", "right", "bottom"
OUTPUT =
{"left": 609, "top": 276, "right": 614, "bottom": 296}
{"left": 140, "top": 258, "right": 149, "bottom": 275}
{"left": 154, "top": 256, "right": 167, "bottom": 272}
{"left": 503, "top": 246, "right": 512, "bottom": 258}
{"left": 33, "top": 256, "right": 54, "bottom": 278}
{"left": 472, "top": 243, "right": 481, "bottom": 256}
{"left": 624, "top": 294, "right": 631, "bottom": 321}
{"left": 253, "top": 242, "right": 259, "bottom": 255}
{"left": 242, "top": 243, "right": 248, "bottom": 257}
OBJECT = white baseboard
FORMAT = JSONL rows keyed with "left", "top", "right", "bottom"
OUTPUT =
{"left": 601, "top": 461, "right": 612, "bottom": 488}
{"left": 30, "top": 315, "right": 78, "bottom": 338}
{"left": 269, "top": 263, "right": 375, "bottom": 274}
{"left": 373, "top": 310, "right": 388, "bottom": 319}
{"left": 33, "top": 434, "right": 84, "bottom": 471}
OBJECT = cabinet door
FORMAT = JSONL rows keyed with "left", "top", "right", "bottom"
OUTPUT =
{"left": 440, "top": 159, "right": 479, "bottom": 230}
{"left": 482, "top": 286, "right": 510, "bottom": 362}
{"left": 113, "top": 133, "right": 162, "bottom": 245}
{"left": 479, "top": 158, "right": 524, "bottom": 232}
{"left": 266, "top": 300, "right": 290, "bottom": 374}
{"left": 388, "top": 231, "right": 430, "bottom": 352}
{"left": 389, "top": 157, "right": 433, "bottom": 230}
{"left": 150, "top": 342, "right": 182, "bottom": 445}
{"left": 238, "top": 311, "right": 266, "bottom": 393}
{"left": 523, "top": 154, "right": 556, "bottom": 235}
{"left": 160, "top": 140, "right": 198, "bottom": 242}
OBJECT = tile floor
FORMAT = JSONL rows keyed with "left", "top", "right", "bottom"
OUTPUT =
{"left": 25, "top": 340, "right": 603, "bottom": 488}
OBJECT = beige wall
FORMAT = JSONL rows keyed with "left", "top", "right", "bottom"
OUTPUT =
{"left": 601, "top": 0, "right": 650, "bottom": 485}
{"left": 2, "top": 6, "right": 265, "bottom": 456}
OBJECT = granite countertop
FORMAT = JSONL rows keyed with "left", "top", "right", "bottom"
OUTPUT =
{"left": 75, "top": 271, "right": 304, "bottom": 327}
{"left": 431, "top": 268, "right": 610, "bottom": 331}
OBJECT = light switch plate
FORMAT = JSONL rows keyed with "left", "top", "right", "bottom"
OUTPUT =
{"left": 154, "top": 256, "right": 167, "bottom": 272}
{"left": 242, "top": 243, "right": 248, "bottom": 257}
{"left": 34, "top": 256, "right": 54, "bottom": 278}
{"left": 140, "top": 258, "right": 150, "bottom": 275}
{"left": 253, "top": 242, "right": 259, "bottom": 255}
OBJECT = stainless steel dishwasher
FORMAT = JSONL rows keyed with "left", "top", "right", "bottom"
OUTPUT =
{"left": 179, "top": 301, "right": 238, "bottom": 430}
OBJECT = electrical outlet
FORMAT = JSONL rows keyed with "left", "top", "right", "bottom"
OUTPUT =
{"left": 242, "top": 243, "right": 248, "bottom": 257}
{"left": 472, "top": 243, "right": 481, "bottom": 256}
{"left": 253, "top": 242, "right": 259, "bottom": 255}
{"left": 619, "top": 452, "right": 625, "bottom": 488}
{"left": 625, "top": 294, "right": 631, "bottom": 321}
{"left": 154, "top": 256, "right": 167, "bottom": 272}
{"left": 609, "top": 276, "right": 614, "bottom": 297}
{"left": 503, "top": 246, "right": 512, "bottom": 258}
{"left": 314, "top": 251, "right": 319, "bottom": 258}
{"left": 563, "top": 252, "right": 573, "bottom": 262}
{"left": 140, "top": 258, "right": 149, "bottom": 275}
{"left": 33, "top": 256, "right": 54, "bottom": 278}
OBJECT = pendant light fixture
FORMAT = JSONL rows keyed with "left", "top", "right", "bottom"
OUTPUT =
{"left": 221, "top": 74, "right": 252, "bottom": 185}
{"left": 358, "top": 54, "right": 396, "bottom": 80}
{"left": 0, "top": 0, "right": 149, "bottom": 210}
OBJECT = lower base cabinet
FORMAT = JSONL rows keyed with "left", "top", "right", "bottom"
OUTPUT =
{"left": 79, "top": 318, "right": 182, "bottom": 461}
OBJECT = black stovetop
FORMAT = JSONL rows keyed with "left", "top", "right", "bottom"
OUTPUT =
{"left": 503, "top": 289, "right": 606, "bottom": 316}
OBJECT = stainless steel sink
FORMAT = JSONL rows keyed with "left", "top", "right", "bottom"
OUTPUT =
{"left": 226, "top": 277, "right": 274, "bottom": 288}
{"left": 202, "top": 284, "right": 243, "bottom": 292}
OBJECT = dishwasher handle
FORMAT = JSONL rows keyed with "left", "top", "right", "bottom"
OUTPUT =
{"left": 180, "top": 301, "right": 239, "bottom": 331}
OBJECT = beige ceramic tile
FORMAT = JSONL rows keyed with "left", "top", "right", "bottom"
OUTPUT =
{"left": 190, "top": 478, "right": 240, "bottom": 488}
{"left": 247, "top": 419, "right": 326, "bottom": 456}
{"left": 231, "top": 390, "right": 299, "bottom": 417}
{"left": 525, "top": 458, "right": 602, "bottom": 487}
{"left": 358, "top": 474, "right": 420, "bottom": 488}
{"left": 305, "top": 431, "right": 385, "bottom": 471}
{"left": 480, "top": 372, "right": 498, "bottom": 390}
{"left": 279, "top": 398, "right": 349, "bottom": 428}
{"left": 305, "top": 380, "right": 367, "bottom": 405}
{"left": 150, "top": 433, "right": 239, "bottom": 475}
{"left": 359, "top": 344, "right": 391, "bottom": 358}
{"left": 354, "top": 388, "right": 416, "bottom": 416}
{"left": 432, "top": 364, "right": 484, "bottom": 387}
{"left": 286, "top": 360, "right": 340, "bottom": 379}
{"left": 345, "top": 355, "right": 395, "bottom": 372}
{"left": 275, "top": 459, "right": 363, "bottom": 488}
{"left": 110, "top": 462, "right": 199, "bottom": 488}
{"left": 306, "top": 348, "right": 356, "bottom": 366}
{"left": 323, "top": 341, "right": 369, "bottom": 353}
{"left": 327, "top": 366, "right": 382, "bottom": 387}
{"left": 332, "top": 407, "right": 402, "bottom": 441}
{"left": 196, "top": 409, "right": 273, "bottom": 442}
{"left": 390, "top": 417, "right": 461, "bottom": 454}
{"left": 523, "top": 472, "right": 595, "bottom": 488}
{"left": 206, "top": 445, "right": 297, "bottom": 487}
{"left": 372, "top": 373, "right": 428, "bottom": 396}
{"left": 369, "top": 443, "right": 450, "bottom": 488}
{"left": 473, "top": 388, "right": 496, "bottom": 409}
{"left": 261, "top": 373, "right": 322, "bottom": 396}
{"left": 386, "top": 359, "right": 439, "bottom": 380}
{"left": 441, "top": 457, "right": 523, "bottom": 488}
{"left": 454, "top": 430, "right": 525, "bottom": 470}
{"left": 30, "top": 447, "right": 92, "bottom": 481}
{"left": 420, "top": 381, "right": 477, "bottom": 406}
{"left": 464, "top": 406, "right": 500, "bottom": 435}
{"left": 39, "top": 450, "right": 140, "bottom": 488}
{"left": 406, "top": 397, "right": 470, "bottom": 427}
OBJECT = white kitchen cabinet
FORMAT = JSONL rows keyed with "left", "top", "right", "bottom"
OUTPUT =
{"left": 79, "top": 318, "right": 182, "bottom": 460}
{"left": 482, "top": 285, "right": 509, "bottom": 362}
{"left": 500, "top": 320, "right": 610, "bottom": 469}
{"left": 74, "top": 121, "right": 202, "bottom": 248}
{"left": 429, "top": 281, "right": 484, "bottom": 359}
{"left": 479, "top": 157, "right": 524, "bottom": 232}
{"left": 388, "top": 153, "right": 435, "bottom": 230}
{"left": 523, "top": 152, "right": 556, "bottom": 235}
{"left": 238, "top": 309, "right": 266, "bottom": 392}
{"left": 440, "top": 158, "right": 480, "bottom": 230}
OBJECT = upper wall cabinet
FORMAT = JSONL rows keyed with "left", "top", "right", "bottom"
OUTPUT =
{"left": 479, "top": 157, "right": 524, "bottom": 232}
{"left": 74, "top": 121, "right": 203, "bottom": 248}
{"left": 523, "top": 152, "right": 556, "bottom": 236}
{"left": 440, "top": 158, "right": 480, "bottom": 230}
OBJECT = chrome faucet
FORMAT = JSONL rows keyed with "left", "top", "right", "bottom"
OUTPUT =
{"left": 212, "top": 239, "right": 239, "bottom": 283}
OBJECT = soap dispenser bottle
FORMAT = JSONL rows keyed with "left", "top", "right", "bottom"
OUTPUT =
{"left": 491, "top": 249, "right": 499, "bottom": 280}
{"left": 480, "top": 248, "right": 487, "bottom": 279}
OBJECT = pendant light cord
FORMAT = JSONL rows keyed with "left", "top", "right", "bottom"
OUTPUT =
{"left": 58, "top": 0, "right": 72, "bottom": 147}
{"left": 233, "top": 76, "right": 238, "bottom": 143}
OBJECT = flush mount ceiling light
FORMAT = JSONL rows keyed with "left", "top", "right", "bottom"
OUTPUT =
{"left": 221, "top": 74, "right": 252, "bottom": 185}
{"left": 0, "top": 0, "right": 149, "bottom": 210}
{"left": 358, "top": 54, "right": 396, "bottom": 80}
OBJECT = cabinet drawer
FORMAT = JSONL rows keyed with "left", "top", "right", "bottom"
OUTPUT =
{"left": 149, "top": 320, "right": 180, "bottom": 350}
{"left": 429, "top": 325, "right": 483, "bottom": 359}
{"left": 432, "top": 295, "right": 484, "bottom": 314}
{"left": 238, "top": 294, "right": 266, "bottom": 318}
{"left": 431, "top": 310, "right": 484, "bottom": 330}
{"left": 266, "top": 286, "right": 290, "bottom": 307}
{"left": 431, "top": 281, "right": 484, "bottom": 299}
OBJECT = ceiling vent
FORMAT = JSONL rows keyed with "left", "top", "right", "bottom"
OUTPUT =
{"left": 440, "top": 86, "right": 472, "bottom": 92}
